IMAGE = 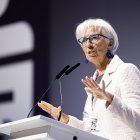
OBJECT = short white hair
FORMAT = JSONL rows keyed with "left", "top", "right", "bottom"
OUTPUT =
{"left": 75, "top": 18, "right": 119, "bottom": 54}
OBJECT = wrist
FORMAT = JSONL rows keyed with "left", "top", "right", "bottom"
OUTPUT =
{"left": 60, "top": 113, "right": 69, "bottom": 124}
{"left": 106, "top": 94, "right": 114, "bottom": 108}
{"left": 57, "top": 111, "right": 62, "bottom": 121}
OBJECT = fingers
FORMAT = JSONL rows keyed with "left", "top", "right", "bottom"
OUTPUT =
{"left": 37, "top": 101, "right": 61, "bottom": 119}
{"left": 81, "top": 76, "right": 99, "bottom": 97}
{"left": 40, "top": 101, "right": 52, "bottom": 108}
{"left": 38, "top": 101, "right": 53, "bottom": 113}
{"left": 82, "top": 76, "right": 94, "bottom": 88}
{"left": 81, "top": 78, "right": 90, "bottom": 87}
{"left": 89, "top": 77, "right": 99, "bottom": 88}
{"left": 85, "top": 87, "right": 97, "bottom": 97}
{"left": 81, "top": 76, "right": 99, "bottom": 89}
{"left": 82, "top": 76, "right": 107, "bottom": 100}
{"left": 38, "top": 101, "right": 53, "bottom": 114}
{"left": 102, "top": 80, "right": 105, "bottom": 92}
{"left": 58, "top": 106, "right": 62, "bottom": 111}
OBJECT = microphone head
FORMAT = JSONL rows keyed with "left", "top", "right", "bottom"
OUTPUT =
{"left": 65, "top": 63, "right": 80, "bottom": 75}
{"left": 56, "top": 65, "right": 70, "bottom": 79}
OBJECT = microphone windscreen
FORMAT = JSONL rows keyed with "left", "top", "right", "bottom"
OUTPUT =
{"left": 56, "top": 65, "right": 70, "bottom": 79}
{"left": 65, "top": 63, "right": 80, "bottom": 75}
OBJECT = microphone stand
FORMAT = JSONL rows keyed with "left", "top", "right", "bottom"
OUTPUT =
{"left": 58, "top": 78, "right": 63, "bottom": 109}
{"left": 57, "top": 74, "right": 64, "bottom": 121}
{"left": 27, "top": 65, "right": 70, "bottom": 118}
{"left": 57, "top": 63, "right": 80, "bottom": 121}
{"left": 27, "top": 63, "right": 80, "bottom": 119}
{"left": 27, "top": 78, "right": 56, "bottom": 118}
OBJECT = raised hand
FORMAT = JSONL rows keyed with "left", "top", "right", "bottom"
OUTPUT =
{"left": 81, "top": 76, "right": 113, "bottom": 106}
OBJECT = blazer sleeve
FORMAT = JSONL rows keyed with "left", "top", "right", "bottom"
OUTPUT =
{"left": 107, "top": 64, "right": 140, "bottom": 131}
{"left": 67, "top": 115, "right": 84, "bottom": 129}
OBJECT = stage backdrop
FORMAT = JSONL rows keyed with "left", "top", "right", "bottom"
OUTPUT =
{"left": 0, "top": 0, "right": 51, "bottom": 128}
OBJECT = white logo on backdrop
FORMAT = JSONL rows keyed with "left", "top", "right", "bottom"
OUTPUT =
{"left": 0, "top": 0, "right": 9, "bottom": 17}
{"left": 0, "top": 0, "right": 34, "bottom": 123}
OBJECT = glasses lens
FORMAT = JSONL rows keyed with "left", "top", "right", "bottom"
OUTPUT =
{"left": 78, "top": 34, "right": 103, "bottom": 46}
{"left": 78, "top": 37, "right": 87, "bottom": 46}
{"left": 90, "top": 35, "right": 100, "bottom": 44}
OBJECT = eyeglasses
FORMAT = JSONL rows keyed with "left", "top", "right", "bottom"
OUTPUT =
{"left": 77, "top": 33, "right": 111, "bottom": 47}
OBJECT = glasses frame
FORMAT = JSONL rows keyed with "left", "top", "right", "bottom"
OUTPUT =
{"left": 77, "top": 33, "right": 111, "bottom": 47}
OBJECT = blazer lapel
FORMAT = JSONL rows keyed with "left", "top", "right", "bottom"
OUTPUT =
{"left": 99, "top": 55, "right": 124, "bottom": 88}
{"left": 100, "top": 73, "right": 112, "bottom": 88}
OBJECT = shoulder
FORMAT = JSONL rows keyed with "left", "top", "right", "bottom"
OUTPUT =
{"left": 112, "top": 55, "right": 139, "bottom": 72}
{"left": 119, "top": 63, "right": 139, "bottom": 72}
{"left": 117, "top": 63, "right": 140, "bottom": 79}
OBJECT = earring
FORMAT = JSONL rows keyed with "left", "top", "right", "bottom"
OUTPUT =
{"left": 85, "top": 59, "right": 89, "bottom": 64}
{"left": 106, "top": 50, "right": 114, "bottom": 58}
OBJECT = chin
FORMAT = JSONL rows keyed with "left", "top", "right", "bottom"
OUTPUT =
{"left": 88, "top": 58, "right": 96, "bottom": 64}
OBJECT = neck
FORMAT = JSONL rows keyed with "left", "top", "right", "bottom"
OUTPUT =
{"left": 96, "top": 57, "right": 111, "bottom": 76}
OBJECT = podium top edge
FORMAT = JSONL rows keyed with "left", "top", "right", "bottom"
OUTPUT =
{"left": 0, "top": 115, "right": 43, "bottom": 127}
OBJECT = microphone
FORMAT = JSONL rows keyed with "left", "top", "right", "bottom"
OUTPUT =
{"left": 27, "top": 65, "right": 71, "bottom": 118}
{"left": 65, "top": 63, "right": 80, "bottom": 75}
{"left": 56, "top": 65, "right": 70, "bottom": 79}
{"left": 57, "top": 62, "right": 80, "bottom": 121}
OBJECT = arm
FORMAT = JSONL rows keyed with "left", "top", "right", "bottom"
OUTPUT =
{"left": 38, "top": 101, "right": 69, "bottom": 123}
{"left": 81, "top": 64, "right": 140, "bottom": 131}
{"left": 38, "top": 101, "right": 84, "bottom": 129}
{"left": 107, "top": 64, "right": 140, "bottom": 131}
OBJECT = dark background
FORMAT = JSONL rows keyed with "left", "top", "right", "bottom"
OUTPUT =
{"left": 49, "top": 0, "right": 140, "bottom": 119}
{"left": 0, "top": 0, "right": 140, "bottom": 125}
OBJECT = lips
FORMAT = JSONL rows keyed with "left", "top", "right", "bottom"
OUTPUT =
{"left": 88, "top": 50, "right": 96, "bottom": 56}
{"left": 88, "top": 50, "right": 95, "bottom": 54}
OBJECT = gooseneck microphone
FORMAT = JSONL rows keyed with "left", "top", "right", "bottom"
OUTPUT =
{"left": 56, "top": 65, "right": 70, "bottom": 79}
{"left": 27, "top": 63, "right": 80, "bottom": 118}
{"left": 57, "top": 63, "right": 80, "bottom": 121}
{"left": 65, "top": 63, "right": 80, "bottom": 75}
{"left": 27, "top": 65, "right": 71, "bottom": 118}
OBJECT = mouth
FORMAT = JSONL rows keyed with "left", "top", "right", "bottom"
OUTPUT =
{"left": 88, "top": 50, "right": 96, "bottom": 57}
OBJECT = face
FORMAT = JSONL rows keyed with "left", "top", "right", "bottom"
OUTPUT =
{"left": 80, "top": 27, "right": 113, "bottom": 66}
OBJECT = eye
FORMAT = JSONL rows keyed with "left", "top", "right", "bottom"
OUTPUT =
{"left": 79, "top": 37, "right": 87, "bottom": 45}
{"left": 90, "top": 35, "right": 100, "bottom": 42}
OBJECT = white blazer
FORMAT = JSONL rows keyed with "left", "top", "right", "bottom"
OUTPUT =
{"left": 68, "top": 55, "right": 140, "bottom": 140}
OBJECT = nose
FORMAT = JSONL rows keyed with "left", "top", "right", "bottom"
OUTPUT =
{"left": 88, "top": 45, "right": 94, "bottom": 50}
{"left": 86, "top": 41, "right": 94, "bottom": 49}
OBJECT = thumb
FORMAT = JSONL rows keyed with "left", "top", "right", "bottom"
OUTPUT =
{"left": 102, "top": 80, "right": 105, "bottom": 92}
{"left": 58, "top": 106, "right": 62, "bottom": 111}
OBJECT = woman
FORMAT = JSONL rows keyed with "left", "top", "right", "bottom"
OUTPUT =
{"left": 38, "top": 18, "right": 140, "bottom": 139}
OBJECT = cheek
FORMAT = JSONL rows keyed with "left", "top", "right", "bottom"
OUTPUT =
{"left": 98, "top": 46, "right": 107, "bottom": 52}
{"left": 97, "top": 42, "right": 108, "bottom": 53}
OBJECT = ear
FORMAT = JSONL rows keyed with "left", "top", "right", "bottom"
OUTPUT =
{"left": 108, "top": 39, "right": 114, "bottom": 50}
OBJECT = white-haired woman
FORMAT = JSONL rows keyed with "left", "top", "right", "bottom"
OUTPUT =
{"left": 38, "top": 18, "right": 140, "bottom": 140}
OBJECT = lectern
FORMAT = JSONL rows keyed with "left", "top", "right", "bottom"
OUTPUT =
{"left": 0, "top": 115, "right": 108, "bottom": 140}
